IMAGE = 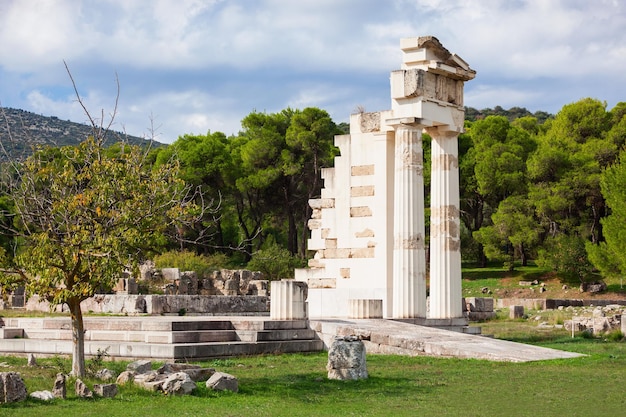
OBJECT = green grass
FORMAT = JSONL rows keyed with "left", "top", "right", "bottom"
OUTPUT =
{"left": 1, "top": 331, "right": 625, "bottom": 417}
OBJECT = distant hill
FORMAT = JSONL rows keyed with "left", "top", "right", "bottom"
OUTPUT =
{"left": 0, "top": 107, "right": 161, "bottom": 160}
{"left": 465, "top": 106, "right": 553, "bottom": 123}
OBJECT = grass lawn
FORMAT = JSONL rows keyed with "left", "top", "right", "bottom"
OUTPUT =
{"left": 1, "top": 262, "right": 624, "bottom": 416}
{"left": 1, "top": 326, "right": 624, "bottom": 417}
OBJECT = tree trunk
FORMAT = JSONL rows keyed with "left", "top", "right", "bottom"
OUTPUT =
{"left": 68, "top": 298, "right": 86, "bottom": 377}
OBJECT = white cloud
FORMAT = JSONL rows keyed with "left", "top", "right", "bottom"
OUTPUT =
{"left": 2, "top": 0, "right": 626, "bottom": 143}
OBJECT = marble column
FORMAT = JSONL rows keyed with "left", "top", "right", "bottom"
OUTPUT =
{"left": 392, "top": 124, "right": 427, "bottom": 318}
{"left": 427, "top": 126, "right": 462, "bottom": 318}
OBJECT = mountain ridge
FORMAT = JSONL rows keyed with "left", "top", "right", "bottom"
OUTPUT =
{"left": 0, "top": 107, "right": 161, "bottom": 160}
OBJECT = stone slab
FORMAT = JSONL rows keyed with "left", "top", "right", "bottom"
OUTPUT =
{"left": 310, "top": 319, "right": 583, "bottom": 362}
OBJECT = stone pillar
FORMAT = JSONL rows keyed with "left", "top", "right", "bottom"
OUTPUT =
{"left": 427, "top": 126, "right": 463, "bottom": 319}
{"left": 392, "top": 124, "right": 427, "bottom": 318}
{"left": 270, "top": 280, "right": 308, "bottom": 320}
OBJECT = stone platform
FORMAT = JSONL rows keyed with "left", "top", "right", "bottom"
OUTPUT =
{"left": 0, "top": 316, "right": 322, "bottom": 360}
{"left": 0, "top": 316, "right": 583, "bottom": 362}
{"left": 310, "top": 319, "right": 583, "bottom": 362}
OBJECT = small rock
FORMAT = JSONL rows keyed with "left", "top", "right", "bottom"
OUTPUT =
{"left": 116, "top": 370, "right": 135, "bottom": 385}
{"left": 206, "top": 371, "right": 239, "bottom": 393}
{"left": 75, "top": 378, "right": 93, "bottom": 398}
{"left": 162, "top": 372, "right": 197, "bottom": 395}
{"left": 0, "top": 372, "right": 28, "bottom": 403}
{"left": 27, "top": 353, "right": 37, "bottom": 367}
{"left": 30, "top": 390, "right": 55, "bottom": 401}
{"left": 93, "top": 383, "right": 118, "bottom": 398}
{"left": 52, "top": 373, "right": 66, "bottom": 399}
{"left": 95, "top": 368, "right": 116, "bottom": 381}
{"left": 127, "top": 360, "right": 152, "bottom": 374}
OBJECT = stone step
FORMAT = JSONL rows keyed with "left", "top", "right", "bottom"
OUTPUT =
{"left": 0, "top": 328, "right": 24, "bottom": 339}
{"left": 235, "top": 329, "right": 317, "bottom": 342}
{"left": 0, "top": 337, "right": 324, "bottom": 360}
{"left": 171, "top": 340, "right": 325, "bottom": 359}
{"left": 229, "top": 319, "right": 310, "bottom": 331}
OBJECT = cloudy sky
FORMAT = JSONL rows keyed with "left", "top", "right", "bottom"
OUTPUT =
{"left": 1, "top": 0, "right": 624, "bottom": 143}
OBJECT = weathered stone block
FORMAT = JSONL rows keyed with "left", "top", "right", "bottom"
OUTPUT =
{"left": 30, "top": 390, "right": 54, "bottom": 401}
{"left": 309, "top": 198, "right": 335, "bottom": 209}
{"left": 162, "top": 372, "right": 196, "bottom": 395}
{"left": 510, "top": 305, "right": 524, "bottom": 319}
{"left": 307, "top": 278, "right": 336, "bottom": 289}
{"left": 350, "top": 206, "right": 373, "bottom": 217}
{"left": 327, "top": 336, "right": 368, "bottom": 380}
{"left": 206, "top": 371, "right": 239, "bottom": 392}
{"left": 0, "top": 372, "right": 27, "bottom": 403}
{"left": 75, "top": 378, "right": 93, "bottom": 398}
{"left": 127, "top": 359, "right": 152, "bottom": 374}
{"left": 93, "top": 383, "right": 118, "bottom": 398}
{"left": 161, "top": 268, "right": 180, "bottom": 281}
{"left": 350, "top": 185, "right": 375, "bottom": 197}
{"left": 52, "top": 372, "right": 66, "bottom": 398}
{"left": 465, "top": 297, "right": 494, "bottom": 313}
{"left": 351, "top": 165, "right": 375, "bottom": 176}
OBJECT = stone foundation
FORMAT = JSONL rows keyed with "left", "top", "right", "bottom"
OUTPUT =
{"left": 24, "top": 294, "right": 270, "bottom": 315}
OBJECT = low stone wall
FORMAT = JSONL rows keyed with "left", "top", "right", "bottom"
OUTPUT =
{"left": 24, "top": 294, "right": 270, "bottom": 316}
{"left": 496, "top": 298, "right": 626, "bottom": 310}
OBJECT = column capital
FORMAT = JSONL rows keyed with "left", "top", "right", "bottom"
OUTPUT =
{"left": 424, "top": 125, "right": 462, "bottom": 137}
{"left": 385, "top": 117, "right": 427, "bottom": 129}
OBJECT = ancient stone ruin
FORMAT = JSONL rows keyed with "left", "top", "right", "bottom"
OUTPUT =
{"left": 295, "top": 36, "right": 475, "bottom": 319}
{"left": 327, "top": 335, "right": 368, "bottom": 380}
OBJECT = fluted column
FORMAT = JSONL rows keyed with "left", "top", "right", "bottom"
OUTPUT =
{"left": 427, "top": 126, "right": 462, "bottom": 318}
{"left": 392, "top": 124, "right": 427, "bottom": 318}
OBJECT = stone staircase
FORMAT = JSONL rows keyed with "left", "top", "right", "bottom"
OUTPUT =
{"left": 0, "top": 316, "right": 324, "bottom": 360}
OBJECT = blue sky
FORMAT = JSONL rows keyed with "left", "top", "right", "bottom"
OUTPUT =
{"left": 1, "top": 0, "right": 625, "bottom": 143}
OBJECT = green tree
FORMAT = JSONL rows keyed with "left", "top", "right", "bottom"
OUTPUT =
{"left": 285, "top": 107, "right": 338, "bottom": 256}
{"left": 0, "top": 136, "right": 198, "bottom": 377}
{"left": 237, "top": 107, "right": 338, "bottom": 258}
{"left": 154, "top": 131, "right": 230, "bottom": 252}
{"left": 527, "top": 98, "right": 615, "bottom": 244}
{"left": 462, "top": 116, "right": 536, "bottom": 266}
{"left": 474, "top": 195, "right": 541, "bottom": 269}
{"left": 586, "top": 150, "right": 626, "bottom": 282}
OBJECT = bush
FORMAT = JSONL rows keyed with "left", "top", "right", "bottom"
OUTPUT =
{"left": 537, "top": 235, "right": 595, "bottom": 285}
{"left": 153, "top": 250, "right": 225, "bottom": 278}
{"left": 246, "top": 243, "right": 306, "bottom": 281}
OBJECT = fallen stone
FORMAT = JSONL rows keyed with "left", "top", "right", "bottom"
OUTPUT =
{"left": 127, "top": 360, "right": 152, "bottom": 374}
{"left": 510, "top": 305, "right": 524, "bottom": 319}
{"left": 206, "top": 371, "right": 239, "bottom": 393}
{"left": 75, "top": 379, "right": 93, "bottom": 398}
{"left": 93, "top": 383, "right": 118, "bottom": 398}
{"left": 116, "top": 370, "right": 135, "bottom": 385}
{"left": 27, "top": 353, "right": 37, "bottom": 367}
{"left": 157, "top": 363, "right": 215, "bottom": 382}
{"left": 95, "top": 368, "right": 116, "bottom": 381}
{"left": 162, "top": 372, "right": 197, "bottom": 395}
{"left": 52, "top": 373, "right": 66, "bottom": 399}
{"left": 0, "top": 372, "right": 28, "bottom": 403}
{"left": 327, "top": 335, "right": 368, "bottom": 380}
{"left": 30, "top": 390, "right": 55, "bottom": 401}
{"left": 134, "top": 371, "right": 166, "bottom": 391}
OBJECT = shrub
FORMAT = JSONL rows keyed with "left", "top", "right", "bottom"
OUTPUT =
{"left": 153, "top": 250, "right": 224, "bottom": 278}
{"left": 246, "top": 243, "right": 306, "bottom": 281}
{"left": 537, "top": 235, "right": 595, "bottom": 285}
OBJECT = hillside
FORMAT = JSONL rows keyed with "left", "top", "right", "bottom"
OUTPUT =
{"left": 0, "top": 107, "right": 160, "bottom": 160}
